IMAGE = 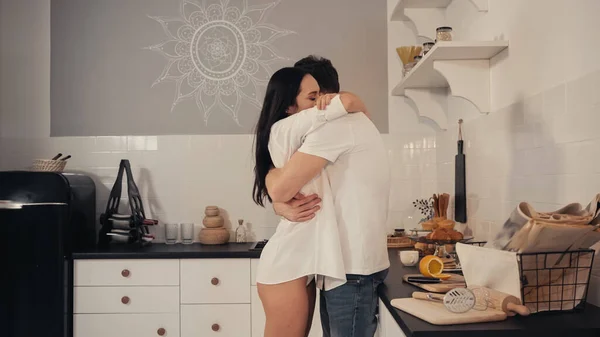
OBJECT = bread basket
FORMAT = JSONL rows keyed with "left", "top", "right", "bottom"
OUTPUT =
{"left": 31, "top": 159, "right": 67, "bottom": 172}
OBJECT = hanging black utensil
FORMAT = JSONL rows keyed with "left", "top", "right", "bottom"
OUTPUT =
{"left": 455, "top": 119, "right": 467, "bottom": 223}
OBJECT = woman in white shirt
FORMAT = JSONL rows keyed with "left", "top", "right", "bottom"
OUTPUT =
{"left": 252, "top": 67, "right": 367, "bottom": 337}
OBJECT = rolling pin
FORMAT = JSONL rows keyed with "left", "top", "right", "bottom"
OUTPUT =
{"left": 472, "top": 286, "right": 530, "bottom": 316}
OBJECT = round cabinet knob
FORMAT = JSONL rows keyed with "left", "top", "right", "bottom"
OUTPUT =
{"left": 211, "top": 324, "right": 220, "bottom": 332}
{"left": 211, "top": 277, "right": 220, "bottom": 286}
{"left": 121, "top": 296, "right": 130, "bottom": 305}
{"left": 121, "top": 269, "right": 130, "bottom": 278}
{"left": 157, "top": 328, "right": 166, "bottom": 336}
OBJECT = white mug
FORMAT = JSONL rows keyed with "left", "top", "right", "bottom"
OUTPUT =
{"left": 399, "top": 250, "right": 420, "bottom": 266}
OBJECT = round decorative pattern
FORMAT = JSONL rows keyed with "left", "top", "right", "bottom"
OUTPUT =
{"left": 146, "top": 0, "right": 294, "bottom": 124}
{"left": 190, "top": 20, "right": 246, "bottom": 81}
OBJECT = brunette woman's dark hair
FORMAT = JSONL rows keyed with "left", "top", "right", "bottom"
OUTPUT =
{"left": 252, "top": 67, "right": 308, "bottom": 207}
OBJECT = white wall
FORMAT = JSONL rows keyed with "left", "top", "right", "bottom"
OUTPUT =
{"left": 435, "top": 0, "right": 600, "bottom": 305}
{"left": 0, "top": 0, "right": 434, "bottom": 241}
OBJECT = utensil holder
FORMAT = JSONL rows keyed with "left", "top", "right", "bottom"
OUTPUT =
{"left": 517, "top": 249, "right": 595, "bottom": 313}
{"left": 31, "top": 159, "right": 67, "bottom": 172}
{"left": 98, "top": 159, "right": 156, "bottom": 247}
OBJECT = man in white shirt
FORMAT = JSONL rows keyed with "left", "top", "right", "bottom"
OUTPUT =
{"left": 267, "top": 56, "right": 391, "bottom": 337}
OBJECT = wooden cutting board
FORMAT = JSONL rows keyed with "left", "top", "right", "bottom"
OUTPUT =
{"left": 403, "top": 274, "right": 466, "bottom": 293}
{"left": 391, "top": 298, "right": 507, "bottom": 325}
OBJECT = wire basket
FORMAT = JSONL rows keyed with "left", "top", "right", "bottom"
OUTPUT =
{"left": 518, "top": 249, "right": 595, "bottom": 313}
{"left": 31, "top": 159, "right": 67, "bottom": 172}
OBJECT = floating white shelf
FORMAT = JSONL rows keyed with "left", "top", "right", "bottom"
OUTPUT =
{"left": 390, "top": 0, "right": 489, "bottom": 40}
{"left": 391, "top": 0, "right": 488, "bottom": 21}
{"left": 393, "top": 40, "right": 509, "bottom": 130}
{"left": 391, "top": 0, "right": 452, "bottom": 21}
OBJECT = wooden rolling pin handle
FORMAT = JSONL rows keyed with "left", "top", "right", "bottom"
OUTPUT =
{"left": 412, "top": 291, "right": 444, "bottom": 301}
{"left": 506, "top": 302, "right": 531, "bottom": 316}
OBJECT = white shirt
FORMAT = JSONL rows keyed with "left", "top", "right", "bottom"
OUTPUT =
{"left": 298, "top": 113, "right": 391, "bottom": 275}
{"left": 256, "top": 95, "right": 348, "bottom": 290}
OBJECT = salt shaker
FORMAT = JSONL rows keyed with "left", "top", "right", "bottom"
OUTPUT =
{"left": 235, "top": 219, "right": 246, "bottom": 243}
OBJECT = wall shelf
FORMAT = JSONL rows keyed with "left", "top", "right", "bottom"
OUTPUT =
{"left": 392, "top": 40, "right": 509, "bottom": 129}
{"left": 390, "top": 0, "right": 489, "bottom": 40}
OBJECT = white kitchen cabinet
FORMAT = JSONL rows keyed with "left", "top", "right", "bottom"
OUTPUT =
{"left": 74, "top": 313, "right": 179, "bottom": 337}
{"left": 180, "top": 258, "right": 251, "bottom": 304}
{"left": 181, "top": 304, "right": 251, "bottom": 337}
{"left": 74, "top": 286, "right": 179, "bottom": 314}
{"left": 74, "top": 257, "right": 330, "bottom": 337}
{"left": 74, "top": 259, "right": 179, "bottom": 286}
{"left": 378, "top": 299, "right": 406, "bottom": 337}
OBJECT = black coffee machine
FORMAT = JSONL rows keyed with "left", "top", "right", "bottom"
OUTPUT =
{"left": 0, "top": 171, "right": 97, "bottom": 337}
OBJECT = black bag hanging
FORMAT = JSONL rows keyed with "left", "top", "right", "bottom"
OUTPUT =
{"left": 98, "top": 159, "right": 157, "bottom": 246}
{"left": 454, "top": 119, "right": 467, "bottom": 223}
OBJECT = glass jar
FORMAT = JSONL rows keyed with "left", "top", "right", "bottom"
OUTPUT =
{"left": 394, "top": 228, "right": 406, "bottom": 237}
{"left": 403, "top": 62, "right": 416, "bottom": 76}
{"left": 235, "top": 219, "right": 246, "bottom": 243}
{"left": 422, "top": 42, "right": 435, "bottom": 55}
{"left": 413, "top": 55, "right": 422, "bottom": 63}
{"left": 436, "top": 26, "right": 453, "bottom": 41}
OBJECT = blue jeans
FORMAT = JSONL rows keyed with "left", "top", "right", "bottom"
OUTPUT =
{"left": 320, "top": 269, "right": 388, "bottom": 337}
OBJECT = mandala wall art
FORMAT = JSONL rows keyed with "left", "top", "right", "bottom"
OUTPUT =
{"left": 50, "top": 0, "right": 387, "bottom": 136}
{"left": 145, "top": 0, "right": 294, "bottom": 125}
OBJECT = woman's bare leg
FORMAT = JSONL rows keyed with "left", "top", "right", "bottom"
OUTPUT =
{"left": 304, "top": 280, "right": 316, "bottom": 337}
{"left": 258, "top": 277, "right": 309, "bottom": 337}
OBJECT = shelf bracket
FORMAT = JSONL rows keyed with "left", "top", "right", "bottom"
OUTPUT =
{"left": 469, "top": 0, "right": 489, "bottom": 12}
{"left": 433, "top": 59, "right": 491, "bottom": 114}
{"left": 403, "top": 8, "right": 446, "bottom": 41}
{"left": 404, "top": 88, "right": 448, "bottom": 130}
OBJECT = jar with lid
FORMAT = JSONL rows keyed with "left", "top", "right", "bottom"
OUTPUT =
{"left": 413, "top": 55, "right": 422, "bottom": 63}
{"left": 394, "top": 228, "right": 406, "bottom": 237}
{"left": 235, "top": 219, "right": 247, "bottom": 243}
{"left": 422, "top": 42, "right": 435, "bottom": 55}
{"left": 436, "top": 26, "right": 453, "bottom": 41}
{"left": 403, "top": 62, "right": 416, "bottom": 76}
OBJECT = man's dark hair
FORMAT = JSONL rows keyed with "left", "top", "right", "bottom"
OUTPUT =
{"left": 294, "top": 55, "right": 340, "bottom": 94}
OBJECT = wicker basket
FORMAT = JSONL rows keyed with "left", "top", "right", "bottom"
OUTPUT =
{"left": 31, "top": 159, "right": 67, "bottom": 172}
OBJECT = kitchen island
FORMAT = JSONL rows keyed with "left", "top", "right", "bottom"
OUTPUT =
{"left": 379, "top": 249, "right": 600, "bottom": 337}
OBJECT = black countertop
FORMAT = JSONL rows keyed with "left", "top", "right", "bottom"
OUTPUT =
{"left": 72, "top": 242, "right": 261, "bottom": 259}
{"left": 378, "top": 249, "right": 600, "bottom": 337}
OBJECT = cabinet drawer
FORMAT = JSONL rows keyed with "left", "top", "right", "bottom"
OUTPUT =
{"left": 74, "top": 259, "right": 179, "bottom": 286}
{"left": 181, "top": 304, "right": 250, "bottom": 337}
{"left": 74, "top": 313, "right": 179, "bottom": 337}
{"left": 181, "top": 259, "right": 251, "bottom": 304}
{"left": 74, "top": 286, "right": 179, "bottom": 313}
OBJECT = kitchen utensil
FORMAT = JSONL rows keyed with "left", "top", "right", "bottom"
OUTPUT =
{"left": 400, "top": 250, "right": 420, "bottom": 266}
{"left": 181, "top": 223, "right": 194, "bottom": 244}
{"left": 51, "top": 153, "right": 62, "bottom": 160}
{"left": 165, "top": 223, "right": 179, "bottom": 244}
{"left": 403, "top": 274, "right": 466, "bottom": 293}
{"left": 472, "top": 286, "right": 530, "bottom": 316}
{"left": 455, "top": 120, "right": 467, "bottom": 223}
{"left": 391, "top": 298, "right": 507, "bottom": 325}
{"left": 407, "top": 276, "right": 441, "bottom": 284}
{"left": 59, "top": 155, "right": 71, "bottom": 161}
{"left": 98, "top": 159, "right": 153, "bottom": 247}
{"left": 433, "top": 194, "right": 439, "bottom": 218}
{"left": 413, "top": 288, "right": 476, "bottom": 313}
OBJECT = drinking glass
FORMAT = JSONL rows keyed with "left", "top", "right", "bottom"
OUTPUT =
{"left": 181, "top": 223, "right": 194, "bottom": 245}
{"left": 165, "top": 223, "right": 179, "bottom": 244}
